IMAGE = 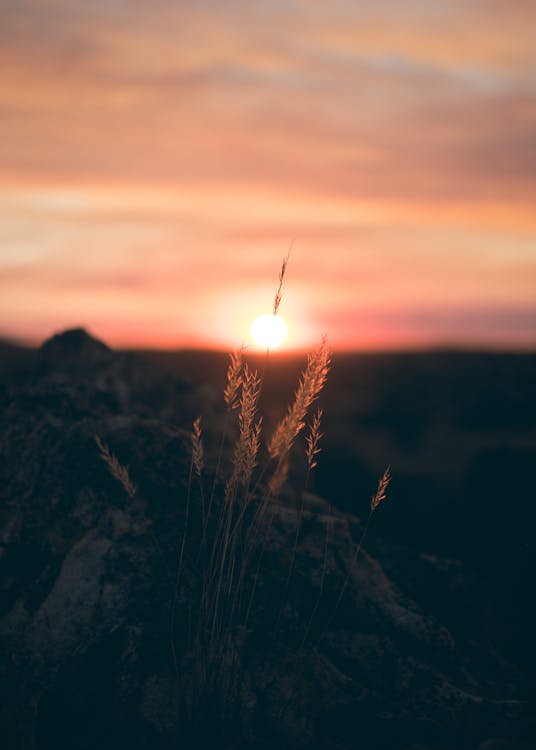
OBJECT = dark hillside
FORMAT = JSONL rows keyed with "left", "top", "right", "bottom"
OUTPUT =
{"left": 0, "top": 332, "right": 534, "bottom": 749}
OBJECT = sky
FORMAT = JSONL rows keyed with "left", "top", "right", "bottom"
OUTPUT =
{"left": 0, "top": 0, "right": 535, "bottom": 351}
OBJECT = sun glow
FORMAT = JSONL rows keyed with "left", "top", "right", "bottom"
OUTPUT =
{"left": 250, "top": 314, "right": 288, "bottom": 349}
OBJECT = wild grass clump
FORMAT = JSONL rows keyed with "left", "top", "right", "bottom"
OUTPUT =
{"left": 182, "top": 333, "right": 334, "bottom": 722}
{"left": 95, "top": 255, "right": 391, "bottom": 739}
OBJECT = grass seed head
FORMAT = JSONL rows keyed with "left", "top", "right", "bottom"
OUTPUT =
{"left": 272, "top": 249, "right": 291, "bottom": 317}
{"left": 371, "top": 466, "right": 391, "bottom": 511}
{"left": 191, "top": 417, "right": 204, "bottom": 476}
{"left": 269, "top": 336, "right": 331, "bottom": 462}
{"left": 95, "top": 435, "right": 136, "bottom": 498}
{"left": 231, "top": 365, "right": 262, "bottom": 487}
{"left": 305, "top": 408, "right": 324, "bottom": 470}
{"left": 224, "top": 349, "right": 244, "bottom": 410}
{"left": 268, "top": 457, "right": 289, "bottom": 496}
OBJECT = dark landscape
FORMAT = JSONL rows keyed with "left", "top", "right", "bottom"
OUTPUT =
{"left": 1, "top": 328, "right": 534, "bottom": 749}
{"left": 2, "top": 1, "right": 535, "bottom": 748}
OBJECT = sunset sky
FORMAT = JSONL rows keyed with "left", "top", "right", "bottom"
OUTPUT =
{"left": 1, "top": 0, "right": 535, "bottom": 351}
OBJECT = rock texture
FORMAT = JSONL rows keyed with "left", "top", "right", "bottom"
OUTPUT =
{"left": 0, "top": 330, "right": 532, "bottom": 750}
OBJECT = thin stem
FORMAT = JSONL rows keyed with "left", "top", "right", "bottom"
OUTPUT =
{"left": 170, "top": 456, "right": 194, "bottom": 673}
{"left": 301, "top": 503, "right": 331, "bottom": 648}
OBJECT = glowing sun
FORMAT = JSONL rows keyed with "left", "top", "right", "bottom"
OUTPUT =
{"left": 250, "top": 313, "right": 288, "bottom": 349}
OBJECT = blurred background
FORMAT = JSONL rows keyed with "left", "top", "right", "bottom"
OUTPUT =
{"left": 1, "top": 0, "right": 535, "bottom": 684}
{"left": 0, "top": 0, "right": 535, "bottom": 351}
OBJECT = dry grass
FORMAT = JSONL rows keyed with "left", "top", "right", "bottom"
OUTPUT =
{"left": 95, "top": 435, "right": 136, "bottom": 498}
{"left": 305, "top": 407, "right": 323, "bottom": 471}
{"left": 223, "top": 348, "right": 243, "bottom": 410}
{"left": 95, "top": 256, "right": 391, "bottom": 736}
{"left": 173, "top": 256, "right": 335, "bottom": 722}
{"left": 272, "top": 249, "right": 290, "bottom": 317}
{"left": 191, "top": 417, "right": 204, "bottom": 477}
{"left": 268, "top": 336, "right": 330, "bottom": 463}
{"left": 228, "top": 365, "right": 262, "bottom": 490}
{"left": 371, "top": 465, "right": 391, "bottom": 511}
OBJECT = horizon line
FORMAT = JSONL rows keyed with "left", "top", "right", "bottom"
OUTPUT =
{"left": 1, "top": 330, "right": 535, "bottom": 357}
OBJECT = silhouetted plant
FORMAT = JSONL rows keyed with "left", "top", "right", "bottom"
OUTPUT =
{"left": 95, "top": 256, "right": 391, "bottom": 740}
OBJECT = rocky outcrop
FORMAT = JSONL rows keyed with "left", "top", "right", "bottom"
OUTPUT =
{"left": 0, "top": 330, "right": 532, "bottom": 750}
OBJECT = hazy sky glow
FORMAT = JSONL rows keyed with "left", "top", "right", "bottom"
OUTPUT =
{"left": 1, "top": 0, "right": 535, "bottom": 350}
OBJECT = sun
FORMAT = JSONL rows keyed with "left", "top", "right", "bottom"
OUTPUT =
{"left": 250, "top": 313, "right": 288, "bottom": 349}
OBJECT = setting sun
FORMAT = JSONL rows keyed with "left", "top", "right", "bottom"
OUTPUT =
{"left": 250, "top": 314, "right": 288, "bottom": 349}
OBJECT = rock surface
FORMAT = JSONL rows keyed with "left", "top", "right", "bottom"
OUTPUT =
{"left": 0, "top": 330, "right": 532, "bottom": 750}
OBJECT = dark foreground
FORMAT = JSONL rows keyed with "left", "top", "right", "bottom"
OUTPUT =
{"left": 0, "top": 330, "right": 534, "bottom": 749}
